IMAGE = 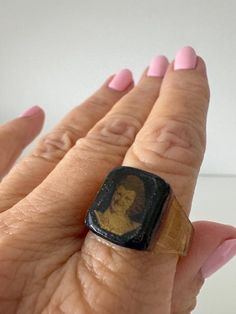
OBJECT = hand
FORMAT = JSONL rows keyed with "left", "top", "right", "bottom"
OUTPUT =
{"left": 0, "top": 46, "right": 235, "bottom": 314}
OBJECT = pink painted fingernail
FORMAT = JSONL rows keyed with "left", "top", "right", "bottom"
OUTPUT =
{"left": 147, "top": 55, "right": 169, "bottom": 77}
{"left": 20, "top": 105, "right": 42, "bottom": 118}
{"left": 174, "top": 46, "right": 197, "bottom": 70}
{"left": 108, "top": 69, "right": 133, "bottom": 91}
{"left": 201, "top": 239, "right": 236, "bottom": 279}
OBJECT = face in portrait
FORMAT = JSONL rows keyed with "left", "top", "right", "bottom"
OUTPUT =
{"left": 95, "top": 175, "right": 145, "bottom": 235}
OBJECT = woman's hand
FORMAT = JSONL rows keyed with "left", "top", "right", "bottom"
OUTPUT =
{"left": 0, "top": 46, "right": 235, "bottom": 314}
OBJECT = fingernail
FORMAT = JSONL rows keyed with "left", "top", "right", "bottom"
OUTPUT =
{"left": 201, "top": 239, "right": 236, "bottom": 279}
{"left": 147, "top": 55, "right": 169, "bottom": 77}
{"left": 108, "top": 69, "right": 133, "bottom": 91}
{"left": 20, "top": 105, "right": 42, "bottom": 118}
{"left": 174, "top": 46, "right": 197, "bottom": 70}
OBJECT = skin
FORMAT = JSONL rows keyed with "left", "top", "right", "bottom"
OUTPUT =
{"left": 0, "top": 57, "right": 236, "bottom": 314}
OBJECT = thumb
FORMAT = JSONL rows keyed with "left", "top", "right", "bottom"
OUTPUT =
{"left": 172, "top": 221, "right": 236, "bottom": 313}
{"left": 0, "top": 106, "right": 44, "bottom": 178}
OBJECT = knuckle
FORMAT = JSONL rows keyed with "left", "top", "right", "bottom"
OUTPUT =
{"left": 164, "top": 73, "right": 210, "bottom": 103}
{"left": 132, "top": 118, "right": 205, "bottom": 173}
{"left": 74, "top": 115, "right": 140, "bottom": 163}
{"left": 75, "top": 136, "right": 125, "bottom": 163}
{"left": 172, "top": 297, "right": 197, "bottom": 314}
{"left": 129, "top": 84, "right": 157, "bottom": 103}
{"left": 119, "top": 82, "right": 158, "bottom": 112}
{"left": 87, "top": 95, "right": 111, "bottom": 112}
{"left": 135, "top": 82, "right": 152, "bottom": 94}
{"left": 172, "top": 273, "right": 204, "bottom": 314}
{"left": 33, "top": 126, "right": 79, "bottom": 162}
{"left": 85, "top": 115, "right": 140, "bottom": 148}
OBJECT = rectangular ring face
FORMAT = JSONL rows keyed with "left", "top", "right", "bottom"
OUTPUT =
{"left": 85, "top": 166, "right": 170, "bottom": 250}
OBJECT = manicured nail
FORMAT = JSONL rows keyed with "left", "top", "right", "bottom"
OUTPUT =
{"left": 147, "top": 55, "right": 169, "bottom": 77}
{"left": 201, "top": 239, "right": 236, "bottom": 279}
{"left": 20, "top": 105, "right": 42, "bottom": 118}
{"left": 108, "top": 69, "right": 133, "bottom": 91}
{"left": 174, "top": 46, "right": 197, "bottom": 70}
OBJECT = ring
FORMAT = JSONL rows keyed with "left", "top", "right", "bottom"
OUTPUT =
{"left": 84, "top": 166, "right": 193, "bottom": 256}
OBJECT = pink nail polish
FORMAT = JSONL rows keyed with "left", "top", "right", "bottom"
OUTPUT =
{"left": 147, "top": 55, "right": 169, "bottom": 77}
{"left": 108, "top": 69, "right": 133, "bottom": 91}
{"left": 20, "top": 105, "right": 42, "bottom": 118}
{"left": 201, "top": 239, "right": 236, "bottom": 279}
{"left": 174, "top": 46, "right": 197, "bottom": 70}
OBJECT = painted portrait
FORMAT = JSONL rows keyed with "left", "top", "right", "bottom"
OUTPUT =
{"left": 94, "top": 174, "right": 145, "bottom": 235}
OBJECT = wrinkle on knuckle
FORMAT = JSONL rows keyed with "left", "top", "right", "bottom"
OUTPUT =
{"left": 82, "top": 236, "right": 136, "bottom": 283}
{"left": 79, "top": 252, "right": 124, "bottom": 313}
{"left": 195, "top": 272, "right": 205, "bottom": 295}
{"left": 87, "top": 95, "right": 111, "bottom": 112}
{"left": 172, "top": 297, "right": 197, "bottom": 314}
{"left": 163, "top": 74, "right": 210, "bottom": 103}
{"left": 75, "top": 137, "right": 125, "bottom": 163}
{"left": 157, "top": 95, "right": 208, "bottom": 138}
{"left": 82, "top": 235, "right": 123, "bottom": 276}
{"left": 130, "top": 85, "right": 157, "bottom": 103}
{"left": 171, "top": 297, "right": 197, "bottom": 314}
{"left": 132, "top": 118, "right": 204, "bottom": 172}
{"left": 80, "top": 244, "right": 171, "bottom": 313}
{"left": 81, "top": 249, "right": 116, "bottom": 283}
{"left": 82, "top": 235, "right": 154, "bottom": 289}
{"left": 172, "top": 274, "right": 204, "bottom": 314}
{"left": 85, "top": 115, "right": 140, "bottom": 148}
{"left": 33, "top": 126, "right": 80, "bottom": 163}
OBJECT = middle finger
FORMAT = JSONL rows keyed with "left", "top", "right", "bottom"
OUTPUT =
{"left": 2, "top": 55, "right": 169, "bottom": 243}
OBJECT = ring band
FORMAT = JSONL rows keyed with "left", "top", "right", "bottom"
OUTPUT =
{"left": 84, "top": 166, "right": 193, "bottom": 256}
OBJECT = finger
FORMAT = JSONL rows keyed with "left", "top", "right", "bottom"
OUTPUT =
{"left": 0, "top": 56, "right": 169, "bottom": 307}
{"left": 172, "top": 221, "right": 236, "bottom": 313}
{"left": 0, "top": 70, "right": 134, "bottom": 211}
{"left": 3, "top": 56, "right": 168, "bottom": 232}
{"left": 80, "top": 47, "right": 210, "bottom": 313}
{"left": 0, "top": 106, "right": 44, "bottom": 178}
{"left": 124, "top": 53, "right": 210, "bottom": 213}
{"left": 0, "top": 55, "right": 167, "bottom": 306}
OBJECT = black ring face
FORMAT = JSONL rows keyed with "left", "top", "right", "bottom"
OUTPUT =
{"left": 84, "top": 166, "right": 170, "bottom": 250}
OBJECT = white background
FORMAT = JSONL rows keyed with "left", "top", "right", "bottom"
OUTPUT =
{"left": 0, "top": 0, "right": 235, "bottom": 313}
